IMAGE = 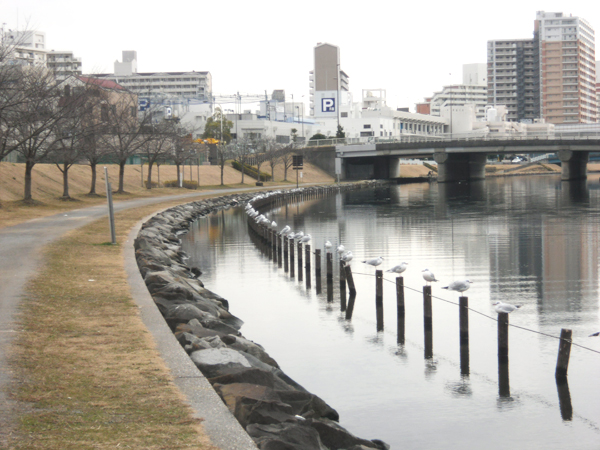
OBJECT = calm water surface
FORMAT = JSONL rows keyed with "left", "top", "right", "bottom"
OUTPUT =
{"left": 182, "top": 176, "right": 600, "bottom": 449}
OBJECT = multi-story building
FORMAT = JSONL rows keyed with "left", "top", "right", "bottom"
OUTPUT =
{"left": 536, "top": 11, "right": 597, "bottom": 124}
{"left": 3, "top": 30, "right": 48, "bottom": 67}
{"left": 418, "top": 64, "right": 488, "bottom": 122}
{"left": 47, "top": 51, "right": 82, "bottom": 81}
{"left": 487, "top": 38, "right": 540, "bottom": 122}
{"left": 94, "top": 51, "right": 212, "bottom": 101}
{"left": 488, "top": 11, "right": 596, "bottom": 124}
{"left": 309, "top": 42, "right": 349, "bottom": 117}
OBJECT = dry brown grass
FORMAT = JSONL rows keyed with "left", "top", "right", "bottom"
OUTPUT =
{"left": 0, "top": 161, "right": 335, "bottom": 229}
{"left": 10, "top": 197, "right": 229, "bottom": 449}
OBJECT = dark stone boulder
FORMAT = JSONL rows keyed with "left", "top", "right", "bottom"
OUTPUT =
{"left": 224, "top": 335, "right": 279, "bottom": 367}
{"left": 165, "top": 304, "right": 214, "bottom": 324}
{"left": 246, "top": 423, "right": 327, "bottom": 450}
{"left": 277, "top": 391, "right": 339, "bottom": 421}
{"left": 190, "top": 348, "right": 253, "bottom": 378}
{"left": 209, "top": 368, "right": 295, "bottom": 392}
{"left": 305, "top": 418, "right": 387, "bottom": 450}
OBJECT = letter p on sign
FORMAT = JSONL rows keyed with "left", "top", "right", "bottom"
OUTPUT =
{"left": 322, "top": 98, "right": 335, "bottom": 113}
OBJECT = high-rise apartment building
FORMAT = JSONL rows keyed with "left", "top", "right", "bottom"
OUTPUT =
{"left": 46, "top": 51, "right": 82, "bottom": 81}
{"left": 536, "top": 11, "right": 597, "bottom": 124}
{"left": 487, "top": 39, "right": 540, "bottom": 122}
{"left": 309, "top": 43, "right": 349, "bottom": 117}
{"left": 488, "top": 11, "right": 596, "bottom": 124}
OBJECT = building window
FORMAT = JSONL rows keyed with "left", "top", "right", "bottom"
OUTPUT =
{"left": 363, "top": 124, "right": 371, "bottom": 129}
{"left": 341, "top": 112, "right": 348, "bottom": 118}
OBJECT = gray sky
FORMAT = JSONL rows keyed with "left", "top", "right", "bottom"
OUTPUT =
{"left": 1, "top": 1, "right": 598, "bottom": 111}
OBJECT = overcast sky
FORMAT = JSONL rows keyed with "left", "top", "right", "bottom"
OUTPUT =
{"left": 2, "top": 1, "right": 598, "bottom": 111}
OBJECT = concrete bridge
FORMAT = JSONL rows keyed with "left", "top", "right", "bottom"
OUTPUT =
{"left": 308, "top": 132, "right": 600, "bottom": 182}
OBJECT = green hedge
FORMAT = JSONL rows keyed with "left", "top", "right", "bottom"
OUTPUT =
{"left": 231, "top": 160, "right": 272, "bottom": 181}
{"left": 163, "top": 179, "right": 199, "bottom": 189}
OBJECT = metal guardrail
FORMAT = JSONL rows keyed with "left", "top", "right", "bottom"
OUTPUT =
{"left": 301, "top": 132, "right": 600, "bottom": 149}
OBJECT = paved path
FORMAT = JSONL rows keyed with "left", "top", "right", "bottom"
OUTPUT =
{"left": 0, "top": 188, "right": 267, "bottom": 449}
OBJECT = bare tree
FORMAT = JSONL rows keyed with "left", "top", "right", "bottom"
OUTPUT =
{"left": 263, "top": 137, "right": 281, "bottom": 182}
{"left": 232, "top": 137, "right": 255, "bottom": 184}
{"left": 171, "top": 132, "right": 196, "bottom": 187}
{"left": 141, "top": 120, "right": 176, "bottom": 189}
{"left": 96, "top": 89, "right": 149, "bottom": 194}
{"left": 280, "top": 146, "right": 295, "bottom": 182}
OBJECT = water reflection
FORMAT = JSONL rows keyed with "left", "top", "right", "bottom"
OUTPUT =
{"left": 556, "top": 378, "right": 573, "bottom": 421}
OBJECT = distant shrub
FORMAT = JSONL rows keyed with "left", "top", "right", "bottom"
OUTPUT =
{"left": 163, "top": 179, "right": 199, "bottom": 189}
{"left": 231, "top": 160, "right": 272, "bottom": 181}
{"left": 143, "top": 180, "right": 159, "bottom": 188}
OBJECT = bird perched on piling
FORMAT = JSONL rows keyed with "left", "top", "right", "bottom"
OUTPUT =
{"left": 293, "top": 231, "right": 304, "bottom": 240}
{"left": 325, "top": 241, "right": 332, "bottom": 251}
{"left": 271, "top": 221, "right": 277, "bottom": 229}
{"left": 287, "top": 231, "right": 295, "bottom": 239}
{"left": 492, "top": 301, "right": 521, "bottom": 314}
{"left": 386, "top": 262, "right": 408, "bottom": 274}
{"left": 442, "top": 280, "right": 473, "bottom": 293}
{"left": 299, "top": 234, "right": 311, "bottom": 243}
{"left": 362, "top": 256, "right": 384, "bottom": 267}
{"left": 336, "top": 245, "right": 346, "bottom": 255}
{"left": 279, "top": 225, "right": 291, "bottom": 235}
{"left": 341, "top": 251, "right": 353, "bottom": 264}
{"left": 422, "top": 269, "right": 438, "bottom": 284}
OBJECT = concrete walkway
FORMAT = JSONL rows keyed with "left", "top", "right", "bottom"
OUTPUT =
{"left": 0, "top": 187, "right": 268, "bottom": 449}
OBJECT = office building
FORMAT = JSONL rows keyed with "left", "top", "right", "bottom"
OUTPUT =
{"left": 309, "top": 43, "right": 349, "bottom": 117}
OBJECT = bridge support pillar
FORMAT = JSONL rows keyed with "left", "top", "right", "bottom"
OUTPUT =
{"left": 559, "top": 150, "right": 588, "bottom": 181}
{"left": 434, "top": 152, "right": 487, "bottom": 183}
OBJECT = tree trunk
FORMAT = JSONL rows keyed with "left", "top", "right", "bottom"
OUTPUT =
{"left": 241, "top": 158, "right": 245, "bottom": 184}
{"left": 271, "top": 164, "right": 275, "bottom": 181}
{"left": 157, "top": 164, "right": 161, "bottom": 187}
{"left": 284, "top": 165, "right": 288, "bottom": 181}
{"left": 146, "top": 161, "right": 154, "bottom": 189}
{"left": 117, "top": 161, "right": 126, "bottom": 193}
{"left": 89, "top": 164, "right": 97, "bottom": 195}
{"left": 176, "top": 163, "right": 181, "bottom": 187}
{"left": 62, "top": 164, "right": 70, "bottom": 198}
{"left": 257, "top": 162, "right": 262, "bottom": 182}
{"left": 220, "top": 162, "right": 224, "bottom": 186}
{"left": 24, "top": 160, "right": 34, "bottom": 201}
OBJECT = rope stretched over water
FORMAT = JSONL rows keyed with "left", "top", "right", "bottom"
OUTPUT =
{"left": 348, "top": 270, "right": 600, "bottom": 356}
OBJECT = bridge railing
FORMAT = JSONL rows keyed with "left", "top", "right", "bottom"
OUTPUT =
{"left": 301, "top": 131, "right": 600, "bottom": 148}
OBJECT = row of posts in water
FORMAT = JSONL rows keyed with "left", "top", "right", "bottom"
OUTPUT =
{"left": 246, "top": 183, "right": 574, "bottom": 420}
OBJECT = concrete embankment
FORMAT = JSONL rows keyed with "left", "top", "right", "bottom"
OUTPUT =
{"left": 132, "top": 183, "right": 391, "bottom": 450}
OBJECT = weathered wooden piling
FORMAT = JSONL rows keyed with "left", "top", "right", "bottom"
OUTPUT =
{"left": 339, "top": 262, "right": 347, "bottom": 307}
{"left": 277, "top": 234, "right": 282, "bottom": 268}
{"left": 289, "top": 239, "right": 295, "bottom": 278}
{"left": 555, "top": 328, "right": 573, "bottom": 380}
{"left": 305, "top": 244, "right": 311, "bottom": 288}
{"left": 326, "top": 253, "right": 333, "bottom": 282}
{"left": 283, "top": 236, "right": 289, "bottom": 272}
{"left": 396, "top": 277, "right": 405, "bottom": 345}
{"left": 272, "top": 230, "right": 277, "bottom": 263}
{"left": 376, "top": 270, "right": 383, "bottom": 331}
{"left": 459, "top": 296, "right": 470, "bottom": 375}
{"left": 423, "top": 285, "right": 433, "bottom": 358}
{"left": 315, "top": 249, "right": 322, "bottom": 294}
{"left": 297, "top": 241, "right": 303, "bottom": 282}
{"left": 345, "top": 292, "right": 356, "bottom": 320}
{"left": 498, "top": 361, "right": 510, "bottom": 398}
{"left": 497, "top": 312, "right": 509, "bottom": 364}
{"left": 344, "top": 265, "right": 356, "bottom": 295}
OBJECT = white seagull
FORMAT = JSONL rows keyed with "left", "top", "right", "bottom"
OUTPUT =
{"left": 271, "top": 221, "right": 278, "bottom": 229}
{"left": 279, "top": 225, "right": 291, "bottom": 235}
{"left": 336, "top": 245, "right": 346, "bottom": 255}
{"left": 422, "top": 269, "right": 438, "bottom": 284}
{"left": 294, "top": 231, "right": 304, "bottom": 240}
{"left": 362, "top": 256, "right": 384, "bottom": 267}
{"left": 493, "top": 301, "right": 521, "bottom": 314}
{"left": 340, "top": 251, "right": 353, "bottom": 264}
{"left": 299, "top": 234, "right": 312, "bottom": 243}
{"left": 325, "top": 240, "right": 332, "bottom": 251}
{"left": 442, "top": 279, "right": 473, "bottom": 293}
{"left": 386, "top": 262, "right": 408, "bottom": 274}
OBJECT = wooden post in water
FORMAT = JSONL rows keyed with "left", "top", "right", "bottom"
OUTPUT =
{"left": 340, "top": 262, "right": 347, "bottom": 310}
{"left": 283, "top": 237, "right": 289, "bottom": 272}
{"left": 423, "top": 285, "right": 433, "bottom": 358}
{"left": 272, "top": 230, "right": 277, "bottom": 263}
{"left": 297, "top": 241, "right": 303, "bottom": 282}
{"left": 315, "top": 249, "right": 322, "bottom": 294}
{"left": 290, "top": 239, "right": 295, "bottom": 278}
{"left": 326, "top": 253, "right": 333, "bottom": 282}
{"left": 305, "top": 244, "right": 311, "bottom": 288}
{"left": 497, "top": 312, "right": 509, "bottom": 364}
{"left": 555, "top": 328, "right": 573, "bottom": 380}
{"left": 396, "top": 277, "right": 405, "bottom": 345}
{"left": 376, "top": 270, "right": 384, "bottom": 332}
{"left": 277, "top": 234, "right": 282, "bottom": 268}
{"left": 459, "top": 296, "right": 470, "bottom": 376}
{"left": 344, "top": 265, "right": 356, "bottom": 295}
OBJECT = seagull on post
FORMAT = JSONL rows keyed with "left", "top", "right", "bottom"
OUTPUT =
{"left": 279, "top": 225, "right": 291, "bottom": 235}
{"left": 341, "top": 251, "right": 353, "bottom": 264}
{"left": 386, "top": 262, "right": 408, "bottom": 274}
{"left": 442, "top": 279, "right": 473, "bottom": 293}
{"left": 493, "top": 301, "right": 521, "bottom": 314}
{"left": 336, "top": 245, "right": 346, "bottom": 255}
{"left": 325, "top": 241, "right": 332, "bottom": 251}
{"left": 362, "top": 256, "right": 384, "bottom": 267}
{"left": 422, "top": 269, "right": 438, "bottom": 284}
{"left": 299, "top": 234, "right": 311, "bottom": 244}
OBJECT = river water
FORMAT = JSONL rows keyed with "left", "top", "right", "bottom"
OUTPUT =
{"left": 182, "top": 175, "right": 600, "bottom": 450}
